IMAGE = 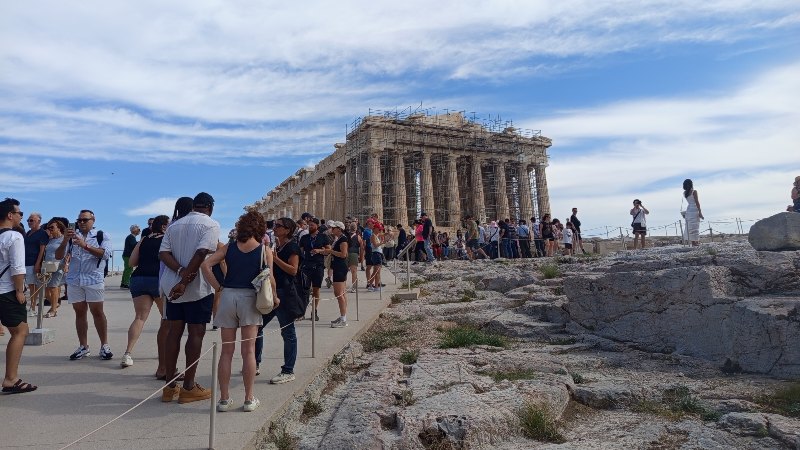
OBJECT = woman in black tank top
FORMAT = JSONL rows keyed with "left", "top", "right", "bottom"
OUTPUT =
{"left": 201, "top": 211, "right": 275, "bottom": 411}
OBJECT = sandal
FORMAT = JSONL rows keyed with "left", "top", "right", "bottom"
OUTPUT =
{"left": 44, "top": 311, "right": 57, "bottom": 318}
{"left": 2, "top": 379, "right": 37, "bottom": 394}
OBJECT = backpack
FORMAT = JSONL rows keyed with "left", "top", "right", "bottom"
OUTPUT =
{"left": 286, "top": 237, "right": 311, "bottom": 319}
{"left": 69, "top": 230, "right": 109, "bottom": 277}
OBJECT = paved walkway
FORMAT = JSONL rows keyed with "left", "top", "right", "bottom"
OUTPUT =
{"left": 0, "top": 269, "right": 400, "bottom": 450}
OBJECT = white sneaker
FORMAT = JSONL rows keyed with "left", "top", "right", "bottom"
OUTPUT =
{"left": 269, "top": 372, "right": 295, "bottom": 384}
{"left": 217, "top": 398, "right": 234, "bottom": 412}
{"left": 120, "top": 353, "right": 133, "bottom": 368}
{"left": 243, "top": 397, "right": 261, "bottom": 412}
{"left": 331, "top": 317, "right": 348, "bottom": 328}
{"left": 348, "top": 287, "right": 356, "bottom": 293}
{"left": 99, "top": 344, "right": 114, "bottom": 360}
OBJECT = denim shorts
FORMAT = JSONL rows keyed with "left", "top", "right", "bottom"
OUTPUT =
{"left": 130, "top": 276, "right": 160, "bottom": 298}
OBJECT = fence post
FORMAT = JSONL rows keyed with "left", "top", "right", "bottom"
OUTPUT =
{"left": 311, "top": 294, "right": 316, "bottom": 358}
{"left": 709, "top": 225, "right": 714, "bottom": 242}
{"left": 209, "top": 341, "right": 218, "bottom": 450}
{"left": 618, "top": 227, "right": 625, "bottom": 250}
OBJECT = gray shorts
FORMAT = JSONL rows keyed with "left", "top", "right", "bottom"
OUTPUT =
{"left": 214, "top": 287, "right": 263, "bottom": 329}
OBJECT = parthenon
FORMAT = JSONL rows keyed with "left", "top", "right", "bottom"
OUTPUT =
{"left": 246, "top": 111, "right": 552, "bottom": 228}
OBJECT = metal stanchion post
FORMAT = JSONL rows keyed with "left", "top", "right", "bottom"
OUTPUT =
{"left": 311, "top": 294, "right": 316, "bottom": 358}
{"left": 209, "top": 341, "right": 218, "bottom": 450}
{"left": 355, "top": 275, "right": 359, "bottom": 322}
{"left": 406, "top": 249, "right": 411, "bottom": 291}
{"left": 37, "top": 267, "right": 46, "bottom": 329}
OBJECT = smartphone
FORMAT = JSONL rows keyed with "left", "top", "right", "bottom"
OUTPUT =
{"left": 68, "top": 222, "right": 76, "bottom": 231}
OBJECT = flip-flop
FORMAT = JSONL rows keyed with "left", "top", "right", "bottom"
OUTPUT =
{"left": 2, "top": 379, "right": 37, "bottom": 394}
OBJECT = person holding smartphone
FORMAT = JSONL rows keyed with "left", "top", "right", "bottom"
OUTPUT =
{"left": 56, "top": 210, "right": 113, "bottom": 361}
{"left": 630, "top": 199, "right": 649, "bottom": 250}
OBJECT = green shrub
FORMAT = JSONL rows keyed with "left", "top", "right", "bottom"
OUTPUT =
{"left": 270, "top": 427, "right": 298, "bottom": 450}
{"left": 517, "top": 402, "right": 565, "bottom": 443}
{"left": 399, "top": 349, "right": 420, "bottom": 365}
{"left": 571, "top": 372, "right": 585, "bottom": 384}
{"left": 360, "top": 319, "right": 411, "bottom": 352}
{"left": 302, "top": 398, "right": 322, "bottom": 418}
{"left": 762, "top": 383, "right": 800, "bottom": 417}
{"left": 394, "top": 389, "right": 416, "bottom": 406}
{"left": 439, "top": 325, "right": 508, "bottom": 349}
{"left": 540, "top": 263, "right": 561, "bottom": 279}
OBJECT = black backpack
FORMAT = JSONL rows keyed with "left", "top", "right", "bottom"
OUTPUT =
{"left": 69, "top": 230, "right": 109, "bottom": 277}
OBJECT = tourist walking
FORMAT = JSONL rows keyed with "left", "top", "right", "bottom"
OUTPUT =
{"left": 630, "top": 199, "right": 649, "bottom": 249}
{"left": 55, "top": 209, "right": 113, "bottom": 361}
{"left": 42, "top": 218, "right": 66, "bottom": 318}
{"left": 540, "top": 214, "right": 555, "bottom": 257}
{"left": 202, "top": 211, "right": 276, "bottom": 412}
{"left": 121, "top": 224, "right": 140, "bottom": 289}
{"left": 121, "top": 215, "right": 169, "bottom": 370}
{"left": 346, "top": 222, "right": 361, "bottom": 292}
{"left": 158, "top": 193, "right": 220, "bottom": 403}
{"left": 255, "top": 217, "right": 300, "bottom": 384}
{"left": 323, "top": 221, "right": 348, "bottom": 327}
{"left": 24, "top": 212, "right": 47, "bottom": 316}
{"left": 298, "top": 217, "right": 329, "bottom": 321}
{"left": 1, "top": 198, "right": 37, "bottom": 394}
{"left": 569, "top": 208, "right": 587, "bottom": 254}
{"left": 682, "top": 179, "right": 704, "bottom": 246}
{"left": 420, "top": 212, "right": 436, "bottom": 263}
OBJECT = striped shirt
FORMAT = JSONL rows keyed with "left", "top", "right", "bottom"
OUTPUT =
{"left": 65, "top": 229, "right": 112, "bottom": 287}
{"left": 159, "top": 212, "right": 220, "bottom": 304}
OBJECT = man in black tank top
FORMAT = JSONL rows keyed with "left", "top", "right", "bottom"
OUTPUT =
{"left": 298, "top": 218, "right": 329, "bottom": 321}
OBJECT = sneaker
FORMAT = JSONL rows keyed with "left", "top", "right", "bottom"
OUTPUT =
{"left": 120, "top": 353, "right": 133, "bottom": 367}
{"left": 270, "top": 372, "right": 295, "bottom": 384}
{"left": 256, "top": 365, "right": 261, "bottom": 376}
{"left": 217, "top": 398, "right": 234, "bottom": 412}
{"left": 331, "top": 317, "right": 348, "bottom": 328}
{"left": 179, "top": 382, "right": 212, "bottom": 404}
{"left": 99, "top": 344, "right": 114, "bottom": 360}
{"left": 243, "top": 397, "right": 261, "bottom": 412}
{"left": 315, "top": 312, "right": 320, "bottom": 322}
{"left": 161, "top": 384, "right": 181, "bottom": 402}
{"left": 367, "top": 286, "right": 375, "bottom": 292}
{"left": 325, "top": 277, "right": 332, "bottom": 288}
{"left": 27, "top": 309, "right": 37, "bottom": 317}
{"left": 348, "top": 287, "right": 356, "bottom": 293}
{"left": 69, "top": 345, "right": 90, "bottom": 360}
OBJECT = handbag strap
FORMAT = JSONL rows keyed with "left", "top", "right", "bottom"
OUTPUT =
{"left": 632, "top": 210, "right": 641, "bottom": 222}
{"left": 260, "top": 244, "right": 266, "bottom": 270}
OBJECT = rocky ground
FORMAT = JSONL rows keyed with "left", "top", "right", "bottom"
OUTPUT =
{"left": 258, "top": 240, "right": 800, "bottom": 450}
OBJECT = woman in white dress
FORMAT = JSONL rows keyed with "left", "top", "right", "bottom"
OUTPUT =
{"left": 683, "top": 179, "right": 704, "bottom": 246}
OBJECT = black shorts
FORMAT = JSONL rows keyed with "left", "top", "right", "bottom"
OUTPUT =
{"left": 633, "top": 223, "right": 647, "bottom": 235}
{"left": 303, "top": 265, "right": 324, "bottom": 288}
{"left": 0, "top": 290, "right": 27, "bottom": 328}
{"left": 467, "top": 239, "right": 479, "bottom": 250}
{"left": 565, "top": 243, "right": 573, "bottom": 249}
{"left": 166, "top": 293, "right": 213, "bottom": 324}
{"left": 366, "top": 251, "right": 383, "bottom": 266}
{"left": 332, "top": 265, "right": 348, "bottom": 283}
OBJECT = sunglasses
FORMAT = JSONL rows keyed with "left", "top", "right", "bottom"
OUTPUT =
{"left": 76, "top": 218, "right": 93, "bottom": 223}
{"left": 12, "top": 211, "right": 23, "bottom": 217}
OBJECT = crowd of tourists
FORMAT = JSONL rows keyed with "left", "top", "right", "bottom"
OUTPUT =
{"left": 1, "top": 176, "right": 794, "bottom": 407}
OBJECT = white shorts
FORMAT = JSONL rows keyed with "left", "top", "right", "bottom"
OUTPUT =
{"left": 67, "top": 283, "right": 105, "bottom": 303}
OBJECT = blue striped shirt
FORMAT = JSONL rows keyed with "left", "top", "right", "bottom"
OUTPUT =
{"left": 65, "top": 229, "right": 112, "bottom": 287}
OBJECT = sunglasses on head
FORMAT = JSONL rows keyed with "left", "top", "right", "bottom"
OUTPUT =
{"left": 76, "top": 218, "right": 92, "bottom": 223}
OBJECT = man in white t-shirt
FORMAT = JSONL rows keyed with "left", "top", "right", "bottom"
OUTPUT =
{"left": 0, "top": 198, "right": 37, "bottom": 394}
{"left": 158, "top": 192, "right": 221, "bottom": 404}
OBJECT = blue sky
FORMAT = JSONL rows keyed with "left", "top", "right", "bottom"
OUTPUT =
{"left": 2, "top": 1, "right": 799, "bottom": 259}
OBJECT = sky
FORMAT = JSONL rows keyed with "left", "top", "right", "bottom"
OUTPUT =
{"left": 2, "top": 0, "right": 799, "bottom": 263}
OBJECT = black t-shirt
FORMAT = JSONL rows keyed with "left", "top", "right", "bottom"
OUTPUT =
{"left": 498, "top": 221, "right": 509, "bottom": 238}
{"left": 131, "top": 235, "right": 163, "bottom": 278}
{"left": 348, "top": 231, "right": 360, "bottom": 253}
{"left": 24, "top": 228, "right": 48, "bottom": 266}
{"left": 123, "top": 234, "right": 138, "bottom": 257}
{"left": 331, "top": 236, "right": 348, "bottom": 271}
{"left": 274, "top": 240, "right": 301, "bottom": 288}
{"left": 298, "top": 232, "right": 330, "bottom": 267}
{"left": 570, "top": 214, "right": 582, "bottom": 233}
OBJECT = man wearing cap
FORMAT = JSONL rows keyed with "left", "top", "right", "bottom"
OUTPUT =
{"left": 420, "top": 212, "right": 436, "bottom": 263}
{"left": 298, "top": 217, "right": 330, "bottom": 321}
{"left": 158, "top": 192, "right": 221, "bottom": 404}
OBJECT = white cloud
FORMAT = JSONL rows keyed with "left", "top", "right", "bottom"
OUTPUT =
{"left": 525, "top": 62, "right": 800, "bottom": 232}
{"left": 126, "top": 197, "right": 178, "bottom": 217}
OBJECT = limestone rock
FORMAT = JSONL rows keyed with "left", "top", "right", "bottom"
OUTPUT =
{"left": 749, "top": 212, "right": 800, "bottom": 251}
{"left": 572, "top": 382, "right": 641, "bottom": 409}
{"left": 720, "top": 412, "right": 769, "bottom": 436}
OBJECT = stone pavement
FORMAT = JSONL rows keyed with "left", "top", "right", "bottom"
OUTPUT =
{"left": 0, "top": 269, "right": 401, "bottom": 450}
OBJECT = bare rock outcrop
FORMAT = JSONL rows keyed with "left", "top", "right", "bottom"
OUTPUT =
{"left": 749, "top": 212, "right": 800, "bottom": 251}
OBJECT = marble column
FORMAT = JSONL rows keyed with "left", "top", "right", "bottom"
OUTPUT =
{"left": 325, "top": 172, "right": 336, "bottom": 220}
{"left": 519, "top": 164, "right": 534, "bottom": 221}
{"left": 316, "top": 178, "right": 326, "bottom": 220}
{"left": 446, "top": 154, "right": 460, "bottom": 227}
{"left": 345, "top": 157, "right": 359, "bottom": 218}
{"left": 392, "top": 151, "right": 408, "bottom": 227}
{"left": 300, "top": 189, "right": 309, "bottom": 216}
{"left": 534, "top": 164, "right": 551, "bottom": 216}
{"left": 335, "top": 166, "right": 347, "bottom": 220}
{"left": 471, "top": 156, "right": 486, "bottom": 224}
{"left": 420, "top": 151, "right": 435, "bottom": 226}
{"left": 366, "top": 151, "right": 383, "bottom": 219}
{"left": 495, "top": 160, "right": 510, "bottom": 220}
{"left": 293, "top": 192, "right": 301, "bottom": 218}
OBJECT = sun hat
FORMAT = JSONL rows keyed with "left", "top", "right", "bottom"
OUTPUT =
{"left": 331, "top": 221, "right": 345, "bottom": 230}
